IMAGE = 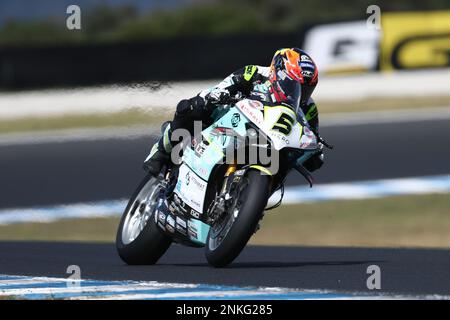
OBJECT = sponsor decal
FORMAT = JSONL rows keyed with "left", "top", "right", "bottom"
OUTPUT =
{"left": 166, "top": 215, "right": 175, "bottom": 227}
{"left": 189, "top": 198, "right": 201, "bottom": 210}
{"left": 270, "top": 131, "right": 290, "bottom": 145}
{"left": 189, "top": 173, "right": 206, "bottom": 191}
{"left": 187, "top": 221, "right": 198, "bottom": 239}
{"left": 237, "top": 100, "right": 263, "bottom": 126}
{"left": 168, "top": 203, "right": 177, "bottom": 214}
{"left": 176, "top": 217, "right": 188, "bottom": 236}
{"left": 303, "top": 21, "right": 380, "bottom": 74}
{"left": 380, "top": 10, "right": 450, "bottom": 70}
{"left": 190, "top": 209, "right": 200, "bottom": 219}
{"left": 175, "top": 164, "right": 208, "bottom": 213}
{"left": 165, "top": 215, "right": 175, "bottom": 233}
{"left": 197, "top": 166, "right": 209, "bottom": 178}
{"left": 301, "top": 54, "right": 312, "bottom": 62}
{"left": 300, "top": 62, "right": 315, "bottom": 69}
{"left": 176, "top": 223, "right": 187, "bottom": 236}
{"left": 299, "top": 126, "right": 317, "bottom": 149}
{"left": 231, "top": 113, "right": 241, "bottom": 127}
{"left": 194, "top": 143, "right": 206, "bottom": 157}
{"left": 176, "top": 217, "right": 187, "bottom": 228}
{"left": 248, "top": 99, "right": 264, "bottom": 110}
{"left": 185, "top": 171, "right": 190, "bottom": 186}
{"left": 158, "top": 211, "right": 166, "bottom": 224}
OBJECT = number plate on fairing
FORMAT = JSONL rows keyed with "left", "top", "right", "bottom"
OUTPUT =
{"left": 174, "top": 164, "right": 208, "bottom": 213}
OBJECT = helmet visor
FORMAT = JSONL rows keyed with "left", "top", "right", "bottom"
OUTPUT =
{"left": 272, "top": 73, "right": 301, "bottom": 112}
{"left": 300, "top": 83, "right": 316, "bottom": 105}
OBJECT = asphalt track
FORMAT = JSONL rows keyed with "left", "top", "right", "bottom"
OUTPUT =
{"left": 1, "top": 118, "right": 450, "bottom": 209}
{"left": 1, "top": 118, "right": 450, "bottom": 297}
{"left": 0, "top": 241, "right": 449, "bottom": 296}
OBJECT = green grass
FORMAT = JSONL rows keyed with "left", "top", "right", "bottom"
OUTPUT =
{"left": 252, "top": 193, "right": 450, "bottom": 248}
{"left": 0, "top": 296, "right": 22, "bottom": 300}
{"left": 0, "top": 217, "right": 119, "bottom": 242}
{"left": 1, "top": 194, "right": 449, "bottom": 248}
{"left": 0, "top": 108, "right": 170, "bottom": 134}
{"left": 1, "top": 95, "right": 450, "bottom": 135}
{"left": 318, "top": 95, "right": 450, "bottom": 114}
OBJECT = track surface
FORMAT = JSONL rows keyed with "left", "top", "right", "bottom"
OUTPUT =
{"left": 1, "top": 119, "right": 450, "bottom": 296}
{"left": 0, "top": 241, "right": 449, "bottom": 296}
{"left": 1, "top": 119, "right": 450, "bottom": 208}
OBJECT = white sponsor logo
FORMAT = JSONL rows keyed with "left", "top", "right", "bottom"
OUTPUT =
{"left": 176, "top": 217, "right": 187, "bottom": 228}
{"left": 301, "top": 54, "right": 312, "bottom": 62}
{"left": 166, "top": 215, "right": 175, "bottom": 227}
{"left": 303, "top": 21, "right": 380, "bottom": 74}
{"left": 175, "top": 164, "right": 208, "bottom": 213}
{"left": 237, "top": 100, "right": 263, "bottom": 126}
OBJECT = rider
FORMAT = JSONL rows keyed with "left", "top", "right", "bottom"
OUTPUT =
{"left": 144, "top": 47, "right": 324, "bottom": 176}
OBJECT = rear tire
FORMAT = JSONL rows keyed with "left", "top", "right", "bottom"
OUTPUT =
{"left": 116, "top": 175, "right": 172, "bottom": 265}
{"left": 205, "top": 170, "right": 270, "bottom": 267}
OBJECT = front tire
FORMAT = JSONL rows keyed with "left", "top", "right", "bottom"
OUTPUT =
{"left": 116, "top": 175, "right": 172, "bottom": 265}
{"left": 205, "top": 170, "right": 270, "bottom": 267}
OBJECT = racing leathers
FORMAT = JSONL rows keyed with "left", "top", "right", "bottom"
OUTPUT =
{"left": 143, "top": 65, "right": 324, "bottom": 177}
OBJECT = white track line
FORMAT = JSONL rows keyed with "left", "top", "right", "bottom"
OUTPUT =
{"left": 276, "top": 174, "right": 450, "bottom": 204}
{"left": 1, "top": 274, "right": 448, "bottom": 300}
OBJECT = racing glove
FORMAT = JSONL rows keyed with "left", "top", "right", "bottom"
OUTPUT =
{"left": 205, "top": 88, "right": 231, "bottom": 105}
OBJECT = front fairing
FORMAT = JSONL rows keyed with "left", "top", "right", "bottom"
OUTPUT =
{"left": 235, "top": 98, "right": 318, "bottom": 151}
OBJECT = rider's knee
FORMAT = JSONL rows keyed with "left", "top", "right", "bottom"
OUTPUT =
{"left": 175, "top": 99, "right": 192, "bottom": 117}
{"left": 175, "top": 96, "right": 206, "bottom": 119}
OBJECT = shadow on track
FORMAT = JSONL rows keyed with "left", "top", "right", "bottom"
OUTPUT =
{"left": 160, "top": 260, "right": 384, "bottom": 269}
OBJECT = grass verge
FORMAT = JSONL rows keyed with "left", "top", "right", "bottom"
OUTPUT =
{"left": 0, "top": 194, "right": 449, "bottom": 248}
{"left": 0, "top": 296, "right": 21, "bottom": 300}
{"left": 0, "top": 109, "right": 169, "bottom": 135}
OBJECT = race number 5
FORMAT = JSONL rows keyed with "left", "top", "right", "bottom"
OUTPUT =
{"left": 271, "top": 112, "right": 294, "bottom": 135}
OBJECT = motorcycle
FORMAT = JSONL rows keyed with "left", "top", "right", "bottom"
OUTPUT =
{"left": 116, "top": 93, "right": 331, "bottom": 267}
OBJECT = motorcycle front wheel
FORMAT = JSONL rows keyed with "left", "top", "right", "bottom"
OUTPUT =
{"left": 116, "top": 175, "right": 172, "bottom": 265}
{"left": 205, "top": 169, "right": 271, "bottom": 267}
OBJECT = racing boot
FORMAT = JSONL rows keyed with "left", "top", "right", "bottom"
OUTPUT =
{"left": 143, "top": 121, "right": 173, "bottom": 177}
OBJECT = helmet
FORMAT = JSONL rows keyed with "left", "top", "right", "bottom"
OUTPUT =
{"left": 269, "top": 48, "right": 318, "bottom": 111}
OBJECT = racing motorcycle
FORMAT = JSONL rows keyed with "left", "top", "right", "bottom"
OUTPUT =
{"left": 116, "top": 89, "right": 332, "bottom": 268}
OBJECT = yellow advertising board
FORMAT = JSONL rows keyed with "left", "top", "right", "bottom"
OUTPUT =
{"left": 380, "top": 10, "right": 450, "bottom": 70}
